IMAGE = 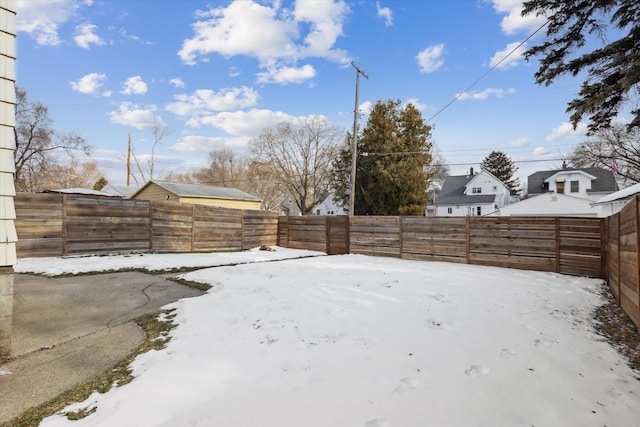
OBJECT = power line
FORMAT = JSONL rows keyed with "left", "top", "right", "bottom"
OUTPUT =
{"left": 425, "top": 19, "right": 550, "bottom": 125}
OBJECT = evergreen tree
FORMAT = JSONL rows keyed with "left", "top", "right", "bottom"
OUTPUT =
{"left": 333, "top": 99, "right": 435, "bottom": 216}
{"left": 523, "top": 0, "right": 640, "bottom": 132}
{"left": 480, "top": 151, "right": 519, "bottom": 191}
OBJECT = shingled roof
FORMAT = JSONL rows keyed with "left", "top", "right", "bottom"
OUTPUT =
{"left": 527, "top": 167, "right": 618, "bottom": 195}
{"left": 137, "top": 180, "right": 261, "bottom": 201}
{"left": 436, "top": 174, "right": 497, "bottom": 205}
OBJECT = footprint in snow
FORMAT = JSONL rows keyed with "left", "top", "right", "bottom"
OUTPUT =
{"left": 500, "top": 348, "right": 517, "bottom": 357}
{"left": 464, "top": 365, "right": 490, "bottom": 377}
{"left": 364, "top": 418, "right": 388, "bottom": 427}
{"left": 425, "top": 318, "right": 445, "bottom": 330}
{"left": 393, "top": 377, "right": 418, "bottom": 395}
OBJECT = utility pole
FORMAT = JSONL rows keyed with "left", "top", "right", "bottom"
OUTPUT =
{"left": 349, "top": 61, "right": 368, "bottom": 217}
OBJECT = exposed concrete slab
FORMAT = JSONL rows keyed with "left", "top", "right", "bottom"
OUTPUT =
{"left": 0, "top": 272, "right": 204, "bottom": 424}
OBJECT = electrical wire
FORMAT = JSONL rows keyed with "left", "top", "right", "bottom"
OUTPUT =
{"left": 425, "top": 18, "right": 550, "bottom": 125}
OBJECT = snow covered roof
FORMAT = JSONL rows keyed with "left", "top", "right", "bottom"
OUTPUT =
{"left": 592, "top": 182, "right": 640, "bottom": 205}
{"left": 44, "top": 188, "right": 121, "bottom": 197}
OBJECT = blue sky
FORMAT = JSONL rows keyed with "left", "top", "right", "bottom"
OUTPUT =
{"left": 14, "top": 0, "right": 603, "bottom": 189}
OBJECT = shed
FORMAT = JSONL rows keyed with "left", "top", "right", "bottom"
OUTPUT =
{"left": 131, "top": 180, "right": 262, "bottom": 210}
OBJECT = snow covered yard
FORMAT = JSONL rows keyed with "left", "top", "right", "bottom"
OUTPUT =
{"left": 22, "top": 250, "right": 640, "bottom": 427}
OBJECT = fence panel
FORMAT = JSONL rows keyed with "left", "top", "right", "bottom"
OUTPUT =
{"left": 469, "top": 217, "right": 557, "bottom": 272}
{"left": 287, "top": 216, "right": 327, "bottom": 252}
{"left": 327, "top": 216, "right": 349, "bottom": 255}
{"left": 15, "top": 193, "right": 64, "bottom": 257}
{"left": 401, "top": 217, "right": 467, "bottom": 263}
{"left": 618, "top": 198, "right": 640, "bottom": 327}
{"left": 65, "top": 195, "right": 151, "bottom": 255}
{"left": 193, "top": 206, "right": 242, "bottom": 252}
{"left": 151, "top": 201, "right": 193, "bottom": 252}
{"left": 350, "top": 216, "right": 401, "bottom": 257}
{"left": 607, "top": 215, "right": 620, "bottom": 302}
{"left": 242, "top": 210, "right": 279, "bottom": 249}
{"left": 558, "top": 217, "right": 603, "bottom": 277}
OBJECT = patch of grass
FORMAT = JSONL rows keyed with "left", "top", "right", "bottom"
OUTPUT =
{"left": 593, "top": 283, "right": 640, "bottom": 376}
{"left": 168, "top": 276, "right": 212, "bottom": 292}
{"left": 0, "top": 310, "right": 177, "bottom": 427}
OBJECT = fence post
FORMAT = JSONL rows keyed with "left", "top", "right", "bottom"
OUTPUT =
{"left": 241, "top": 210, "right": 246, "bottom": 250}
{"left": 555, "top": 217, "right": 560, "bottom": 273}
{"left": 635, "top": 195, "right": 640, "bottom": 327}
{"left": 345, "top": 215, "right": 350, "bottom": 254}
{"left": 61, "top": 194, "right": 68, "bottom": 256}
{"left": 399, "top": 216, "right": 404, "bottom": 259}
{"left": 465, "top": 216, "right": 470, "bottom": 264}
{"left": 325, "top": 216, "right": 331, "bottom": 255}
{"left": 600, "top": 217, "right": 607, "bottom": 280}
{"left": 191, "top": 204, "right": 195, "bottom": 252}
{"left": 148, "top": 201, "right": 153, "bottom": 252}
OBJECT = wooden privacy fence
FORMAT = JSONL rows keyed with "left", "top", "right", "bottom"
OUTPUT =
{"left": 278, "top": 215, "right": 605, "bottom": 278}
{"left": 14, "top": 193, "right": 278, "bottom": 258}
{"left": 605, "top": 195, "right": 640, "bottom": 328}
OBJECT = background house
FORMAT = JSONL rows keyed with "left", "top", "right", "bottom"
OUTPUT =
{"left": 527, "top": 167, "right": 618, "bottom": 200}
{"left": 131, "top": 180, "right": 262, "bottom": 210}
{"left": 433, "top": 168, "right": 512, "bottom": 216}
{"left": 493, "top": 167, "right": 619, "bottom": 217}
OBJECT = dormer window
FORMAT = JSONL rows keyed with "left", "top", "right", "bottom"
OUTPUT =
{"left": 472, "top": 187, "right": 482, "bottom": 194}
{"left": 570, "top": 180, "right": 579, "bottom": 193}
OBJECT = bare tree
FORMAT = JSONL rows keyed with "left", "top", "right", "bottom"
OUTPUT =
{"left": 570, "top": 123, "right": 640, "bottom": 185}
{"left": 192, "top": 148, "right": 248, "bottom": 187}
{"left": 250, "top": 118, "right": 343, "bottom": 215}
{"left": 149, "top": 122, "right": 169, "bottom": 180}
{"left": 14, "top": 87, "right": 91, "bottom": 191}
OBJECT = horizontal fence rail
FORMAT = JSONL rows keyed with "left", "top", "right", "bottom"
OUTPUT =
{"left": 15, "top": 193, "right": 277, "bottom": 258}
{"left": 278, "top": 215, "right": 604, "bottom": 278}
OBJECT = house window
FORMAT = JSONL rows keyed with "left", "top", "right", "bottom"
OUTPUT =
{"left": 556, "top": 181, "right": 565, "bottom": 194}
{"left": 570, "top": 180, "right": 579, "bottom": 193}
{"left": 316, "top": 209, "right": 321, "bottom": 215}
{"left": 472, "top": 187, "right": 482, "bottom": 194}
{"left": 493, "top": 186, "right": 497, "bottom": 191}
{"left": 447, "top": 207, "right": 452, "bottom": 214}
{"left": 476, "top": 206, "right": 482, "bottom": 216}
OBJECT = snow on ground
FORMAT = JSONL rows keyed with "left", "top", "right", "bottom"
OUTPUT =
{"left": 14, "top": 246, "right": 324, "bottom": 276}
{"left": 37, "top": 251, "right": 640, "bottom": 427}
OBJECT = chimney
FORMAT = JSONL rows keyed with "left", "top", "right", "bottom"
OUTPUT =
{"left": 469, "top": 167, "right": 474, "bottom": 176}
{"left": 562, "top": 160, "right": 567, "bottom": 169}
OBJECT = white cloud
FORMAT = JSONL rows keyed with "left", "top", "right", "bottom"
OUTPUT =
{"left": 508, "top": 136, "right": 529, "bottom": 147}
{"left": 376, "top": 2, "right": 393, "bottom": 26}
{"left": 69, "top": 72, "right": 107, "bottom": 94}
{"left": 490, "top": 0, "right": 547, "bottom": 36}
{"left": 256, "top": 64, "right": 316, "bottom": 84}
{"left": 121, "top": 76, "right": 148, "bottom": 95}
{"left": 533, "top": 146, "right": 550, "bottom": 156}
{"left": 545, "top": 122, "right": 588, "bottom": 142}
{"left": 187, "top": 109, "right": 326, "bottom": 137}
{"left": 166, "top": 86, "right": 259, "bottom": 117}
{"left": 406, "top": 98, "right": 426, "bottom": 112}
{"left": 171, "top": 135, "right": 251, "bottom": 152}
{"left": 456, "top": 87, "right": 515, "bottom": 101}
{"left": 16, "top": 0, "right": 82, "bottom": 46}
{"left": 490, "top": 41, "right": 526, "bottom": 69}
{"left": 359, "top": 101, "right": 372, "bottom": 115}
{"left": 169, "top": 78, "right": 186, "bottom": 88}
{"left": 73, "top": 23, "right": 104, "bottom": 49}
{"left": 416, "top": 44, "right": 444, "bottom": 73}
{"left": 109, "top": 102, "right": 164, "bottom": 130}
{"left": 178, "top": 0, "right": 350, "bottom": 72}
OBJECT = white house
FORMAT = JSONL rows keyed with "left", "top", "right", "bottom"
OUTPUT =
{"left": 492, "top": 167, "right": 619, "bottom": 217}
{"left": 527, "top": 167, "right": 618, "bottom": 201}
{"left": 434, "top": 168, "right": 512, "bottom": 217}
{"left": 314, "top": 193, "right": 347, "bottom": 216}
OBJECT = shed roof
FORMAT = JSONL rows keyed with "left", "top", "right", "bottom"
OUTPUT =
{"left": 134, "top": 180, "right": 262, "bottom": 202}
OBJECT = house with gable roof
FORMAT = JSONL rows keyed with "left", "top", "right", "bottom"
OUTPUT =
{"left": 131, "top": 180, "right": 262, "bottom": 210}
{"left": 490, "top": 167, "right": 619, "bottom": 217}
{"left": 433, "top": 168, "right": 512, "bottom": 217}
